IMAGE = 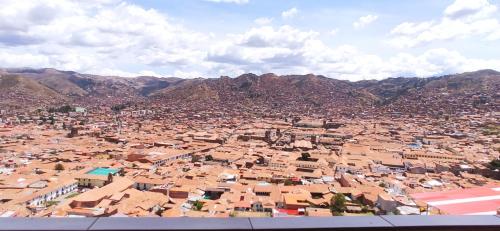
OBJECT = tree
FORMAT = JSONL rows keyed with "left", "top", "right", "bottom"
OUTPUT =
{"left": 45, "top": 200, "right": 59, "bottom": 207}
{"left": 205, "top": 155, "right": 213, "bottom": 161}
{"left": 489, "top": 159, "right": 500, "bottom": 170}
{"left": 300, "top": 152, "right": 311, "bottom": 161}
{"left": 54, "top": 163, "right": 65, "bottom": 171}
{"left": 193, "top": 200, "right": 204, "bottom": 211}
{"left": 330, "top": 193, "right": 347, "bottom": 216}
{"left": 284, "top": 179, "right": 294, "bottom": 186}
{"left": 393, "top": 209, "right": 401, "bottom": 215}
{"left": 107, "top": 173, "right": 113, "bottom": 183}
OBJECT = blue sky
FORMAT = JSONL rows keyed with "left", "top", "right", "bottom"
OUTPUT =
{"left": 0, "top": 0, "right": 499, "bottom": 80}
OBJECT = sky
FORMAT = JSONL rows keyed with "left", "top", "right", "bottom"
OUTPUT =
{"left": 0, "top": 0, "right": 499, "bottom": 81}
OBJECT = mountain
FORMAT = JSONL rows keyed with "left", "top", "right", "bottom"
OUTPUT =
{"left": 354, "top": 77, "right": 433, "bottom": 104}
{"left": 133, "top": 76, "right": 186, "bottom": 96}
{"left": 0, "top": 74, "right": 67, "bottom": 109}
{"left": 2, "top": 68, "right": 187, "bottom": 96}
{"left": 0, "top": 68, "right": 498, "bottom": 116}
{"left": 378, "top": 69, "right": 500, "bottom": 115}
{"left": 8, "top": 68, "right": 90, "bottom": 96}
{"left": 151, "top": 73, "right": 378, "bottom": 116}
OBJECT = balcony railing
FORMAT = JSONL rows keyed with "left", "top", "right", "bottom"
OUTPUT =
{"left": 0, "top": 215, "right": 499, "bottom": 231}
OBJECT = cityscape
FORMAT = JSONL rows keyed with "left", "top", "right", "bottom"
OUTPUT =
{"left": 0, "top": 0, "right": 499, "bottom": 220}
{"left": 0, "top": 68, "right": 498, "bottom": 217}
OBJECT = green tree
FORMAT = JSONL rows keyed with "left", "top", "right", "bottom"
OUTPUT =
{"left": 300, "top": 152, "right": 311, "bottom": 161}
{"left": 205, "top": 155, "right": 213, "bottom": 161}
{"left": 45, "top": 201, "right": 59, "bottom": 207}
{"left": 54, "top": 163, "right": 65, "bottom": 171}
{"left": 330, "top": 193, "right": 347, "bottom": 216}
{"left": 193, "top": 200, "right": 204, "bottom": 211}
{"left": 489, "top": 159, "right": 500, "bottom": 170}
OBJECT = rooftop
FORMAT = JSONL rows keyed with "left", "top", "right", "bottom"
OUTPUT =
{"left": 86, "top": 168, "right": 120, "bottom": 176}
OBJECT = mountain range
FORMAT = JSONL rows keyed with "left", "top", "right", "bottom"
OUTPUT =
{"left": 0, "top": 68, "right": 498, "bottom": 116}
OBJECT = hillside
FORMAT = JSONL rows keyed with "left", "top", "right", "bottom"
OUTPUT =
{"left": 0, "top": 68, "right": 498, "bottom": 116}
{"left": 379, "top": 70, "right": 500, "bottom": 116}
{"left": 0, "top": 74, "right": 67, "bottom": 109}
{"left": 151, "top": 73, "right": 378, "bottom": 116}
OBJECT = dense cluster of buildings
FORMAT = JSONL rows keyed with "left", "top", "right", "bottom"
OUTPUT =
{"left": 0, "top": 106, "right": 498, "bottom": 217}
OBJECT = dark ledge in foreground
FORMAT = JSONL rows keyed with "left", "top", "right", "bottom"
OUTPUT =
{"left": 0, "top": 216, "right": 499, "bottom": 231}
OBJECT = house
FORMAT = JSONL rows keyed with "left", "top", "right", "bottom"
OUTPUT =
{"left": 133, "top": 177, "right": 165, "bottom": 191}
{"left": 68, "top": 177, "right": 134, "bottom": 212}
{"left": 377, "top": 193, "right": 397, "bottom": 213}
{"left": 405, "top": 162, "right": 426, "bottom": 174}
{"left": 75, "top": 174, "right": 111, "bottom": 188}
{"left": 127, "top": 149, "right": 192, "bottom": 170}
{"left": 75, "top": 107, "right": 87, "bottom": 113}
{"left": 167, "top": 185, "right": 191, "bottom": 199}
{"left": 283, "top": 193, "right": 309, "bottom": 210}
{"left": 24, "top": 179, "right": 78, "bottom": 207}
{"left": 339, "top": 174, "right": 359, "bottom": 187}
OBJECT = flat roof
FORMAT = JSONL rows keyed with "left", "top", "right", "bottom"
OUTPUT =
{"left": 411, "top": 185, "right": 500, "bottom": 215}
{"left": 86, "top": 167, "right": 120, "bottom": 176}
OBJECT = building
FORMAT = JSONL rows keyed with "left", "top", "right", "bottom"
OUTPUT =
{"left": 25, "top": 179, "right": 78, "bottom": 207}
{"left": 411, "top": 185, "right": 500, "bottom": 215}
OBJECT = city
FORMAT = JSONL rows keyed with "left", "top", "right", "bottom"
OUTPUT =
{"left": 0, "top": 1, "right": 499, "bottom": 229}
{"left": 0, "top": 68, "right": 498, "bottom": 218}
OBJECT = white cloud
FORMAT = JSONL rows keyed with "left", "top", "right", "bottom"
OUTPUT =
{"left": 254, "top": 17, "right": 273, "bottom": 25}
{"left": 0, "top": 0, "right": 498, "bottom": 81}
{"left": 390, "top": 0, "right": 500, "bottom": 48}
{"left": 390, "top": 21, "right": 435, "bottom": 36}
{"left": 0, "top": 0, "right": 209, "bottom": 77}
{"left": 205, "top": 25, "right": 500, "bottom": 80}
{"left": 206, "top": 25, "right": 318, "bottom": 74}
{"left": 353, "top": 14, "right": 378, "bottom": 28}
{"left": 444, "top": 0, "right": 497, "bottom": 20}
{"left": 173, "top": 70, "right": 204, "bottom": 78}
{"left": 281, "top": 7, "right": 298, "bottom": 19}
{"left": 0, "top": 50, "right": 50, "bottom": 68}
{"left": 235, "top": 25, "right": 318, "bottom": 48}
{"left": 329, "top": 29, "right": 339, "bottom": 36}
{"left": 387, "top": 48, "right": 500, "bottom": 77}
{"left": 204, "top": 0, "right": 249, "bottom": 4}
{"left": 89, "top": 68, "right": 144, "bottom": 77}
